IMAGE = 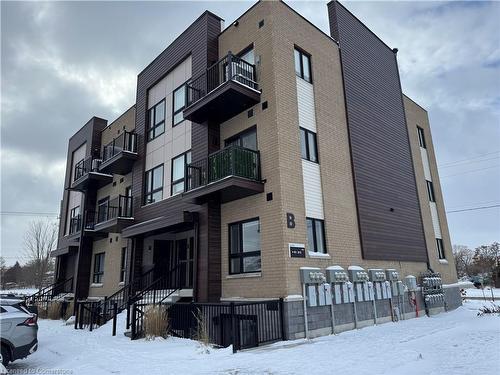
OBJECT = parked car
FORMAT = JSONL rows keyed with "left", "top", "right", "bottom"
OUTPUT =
{"left": 0, "top": 299, "right": 38, "bottom": 366}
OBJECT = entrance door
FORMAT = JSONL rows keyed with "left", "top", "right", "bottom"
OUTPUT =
{"left": 176, "top": 237, "right": 194, "bottom": 288}
{"left": 153, "top": 240, "right": 172, "bottom": 281}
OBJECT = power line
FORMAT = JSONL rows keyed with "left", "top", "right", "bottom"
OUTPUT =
{"left": 439, "top": 150, "right": 500, "bottom": 167}
{"left": 439, "top": 156, "right": 500, "bottom": 169}
{"left": 447, "top": 204, "right": 500, "bottom": 214}
{"left": 0, "top": 211, "right": 59, "bottom": 217}
{"left": 440, "top": 165, "right": 500, "bottom": 178}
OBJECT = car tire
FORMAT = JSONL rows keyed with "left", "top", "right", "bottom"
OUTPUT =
{"left": 1, "top": 344, "right": 10, "bottom": 366}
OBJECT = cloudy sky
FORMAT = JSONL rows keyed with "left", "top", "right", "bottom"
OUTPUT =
{"left": 1, "top": 0, "right": 499, "bottom": 265}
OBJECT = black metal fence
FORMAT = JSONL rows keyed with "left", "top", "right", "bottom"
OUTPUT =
{"left": 102, "top": 131, "right": 137, "bottom": 162}
{"left": 131, "top": 299, "right": 285, "bottom": 352}
{"left": 74, "top": 156, "right": 101, "bottom": 182}
{"left": 186, "top": 145, "right": 261, "bottom": 191}
{"left": 186, "top": 52, "right": 257, "bottom": 108}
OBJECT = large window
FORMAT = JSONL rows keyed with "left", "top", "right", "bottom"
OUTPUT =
{"left": 173, "top": 84, "right": 186, "bottom": 126}
{"left": 93, "top": 252, "right": 105, "bottom": 284}
{"left": 229, "top": 218, "right": 261, "bottom": 274}
{"left": 300, "top": 127, "right": 318, "bottom": 162}
{"left": 120, "top": 247, "right": 127, "bottom": 283}
{"left": 97, "top": 196, "right": 109, "bottom": 223}
{"left": 147, "top": 100, "right": 165, "bottom": 141}
{"left": 417, "top": 126, "right": 426, "bottom": 149}
{"left": 426, "top": 180, "right": 436, "bottom": 202}
{"left": 294, "top": 48, "right": 312, "bottom": 83}
{"left": 225, "top": 127, "right": 257, "bottom": 150}
{"left": 171, "top": 151, "right": 191, "bottom": 195}
{"left": 69, "top": 206, "right": 81, "bottom": 234}
{"left": 306, "top": 218, "right": 326, "bottom": 254}
{"left": 144, "top": 164, "right": 164, "bottom": 205}
{"left": 436, "top": 238, "right": 445, "bottom": 260}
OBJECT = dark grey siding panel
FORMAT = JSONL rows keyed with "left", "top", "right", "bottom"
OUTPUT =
{"left": 328, "top": 1, "right": 427, "bottom": 262}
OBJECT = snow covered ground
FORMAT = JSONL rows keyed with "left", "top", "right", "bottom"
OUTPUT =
{"left": 0, "top": 288, "right": 38, "bottom": 296}
{"left": 4, "top": 300, "right": 499, "bottom": 375}
{"left": 461, "top": 287, "right": 500, "bottom": 299}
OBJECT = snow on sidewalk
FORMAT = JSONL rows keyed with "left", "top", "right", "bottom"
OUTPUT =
{"left": 5, "top": 300, "right": 500, "bottom": 375}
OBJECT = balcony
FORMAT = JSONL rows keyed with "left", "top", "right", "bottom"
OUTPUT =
{"left": 183, "top": 53, "right": 261, "bottom": 124}
{"left": 99, "top": 131, "right": 138, "bottom": 175}
{"left": 89, "top": 195, "right": 134, "bottom": 233}
{"left": 67, "top": 214, "right": 105, "bottom": 240}
{"left": 71, "top": 156, "right": 113, "bottom": 191}
{"left": 183, "top": 145, "right": 264, "bottom": 204}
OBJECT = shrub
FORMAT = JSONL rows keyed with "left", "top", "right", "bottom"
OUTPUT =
{"left": 194, "top": 308, "right": 210, "bottom": 347}
{"left": 477, "top": 304, "right": 500, "bottom": 316}
{"left": 47, "top": 302, "right": 62, "bottom": 320}
{"left": 144, "top": 305, "right": 169, "bottom": 340}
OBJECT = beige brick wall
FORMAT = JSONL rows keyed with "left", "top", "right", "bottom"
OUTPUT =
{"left": 217, "top": 1, "right": 442, "bottom": 299}
{"left": 403, "top": 95, "right": 458, "bottom": 284}
{"left": 100, "top": 105, "right": 136, "bottom": 147}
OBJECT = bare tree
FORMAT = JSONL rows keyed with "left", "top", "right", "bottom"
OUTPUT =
{"left": 24, "top": 219, "right": 57, "bottom": 288}
{"left": 452, "top": 244, "right": 474, "bottom": 278}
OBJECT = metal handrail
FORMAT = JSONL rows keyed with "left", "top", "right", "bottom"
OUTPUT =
{"left": 89, "top": 195, "right": 133, "bottom": 225}
{"left": 102, "top": 131, "right": 137, "bottom": 162}
{"left": 73, "top": 156, "right": 102, "bottom": 182}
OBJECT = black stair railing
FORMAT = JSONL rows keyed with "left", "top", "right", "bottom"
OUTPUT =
{"left": 102, "top": 131, "right": 137, "bottom": 162}
{"left": 25, "top": 277, "right": 74, "bottom": 306}
{"left": 185, "top": 52, "right": 258, "bottom": 108}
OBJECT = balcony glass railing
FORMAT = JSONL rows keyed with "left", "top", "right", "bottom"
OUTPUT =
{"left": 185, "top": 145, "right": 261, "bottom": 192}
{"left": 102, "top": 131, "right": 137, "bottom": 162}
{"left": 185, "top": 52, "right": 258, "bottom": 108}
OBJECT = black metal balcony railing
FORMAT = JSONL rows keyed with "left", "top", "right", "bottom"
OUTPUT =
{"left": 93, "top": 195, "right": 134, "bottom": 225}
{"left": 102, "top": 131, "right": 137, "bottom": 162}
{"left": 74, "top": 156, "right": 101, "bottom": 182}
{"left": 68, "top": 214, "right": 95, "bottom": 234}
{"left": 185, "top": 145, "right": 261, "bottom": 192}
{"left": 186, "top": 53, "right": 258, "bottom": 108}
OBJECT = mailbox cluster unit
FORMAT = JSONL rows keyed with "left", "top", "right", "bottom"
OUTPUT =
{"left": 421, "top": 272, "right": 445, "bottom": 308}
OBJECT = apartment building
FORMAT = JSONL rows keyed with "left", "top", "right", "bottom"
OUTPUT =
{"left": 52, "top": 0, "right": 460, "bottom": 340}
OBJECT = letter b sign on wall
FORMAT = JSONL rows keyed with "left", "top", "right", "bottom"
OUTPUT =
{"left": 286, "top": 213, "right": 295, "bottom": 229}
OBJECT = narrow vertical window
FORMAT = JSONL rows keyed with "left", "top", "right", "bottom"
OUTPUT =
{"left": 144, "top": 164, "right": 164, "bottom": 204}
{"left": 120, "top": 247, "right": 127, "bottom": 283}
{"left": 294, "top": 48, "right": 312, "bottom": 83}
{"left": 426, "top": 180, "right": 436, "bottom": 202}
{"left": 93, "top": 252, "right": 105, "bottom": 284}
{"left": 171, "top": 151, "right": 191, "bottom": 195}
{"left": 436, "top": 238, "right": 445, "bottom": 260}
{"left": 173, "top": 84, "right": 186, "bottom": 126}
{"left": 417, "top": 126, "right": 426, "bottom": 149}
{"left": 147, "top": 100, "right": 165, "bottom": 141}
{"left": 306, "top": 218, "right": 327, "bottom": 254}
{"left": 299, "top": 127, "right": 318, "bottom": 162}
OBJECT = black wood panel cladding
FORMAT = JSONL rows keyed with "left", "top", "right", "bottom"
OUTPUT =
{"left": 328, "top": 1, "right": 428, "bottom": 262}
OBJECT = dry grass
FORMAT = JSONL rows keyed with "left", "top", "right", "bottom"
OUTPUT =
{"left": 194, "top": 308, "right": 210, "bottom": 346}
{"left": 63, "top": 301, "right": 74, "bottom": 320}
{"left": 144, "top": 305, "right": 169, "bottom": 340}
{"left": 36, "top": 303, "right": 48, "bottom": 319}
{"left": 47, "top": 302, "right": 62, "bottom": 320}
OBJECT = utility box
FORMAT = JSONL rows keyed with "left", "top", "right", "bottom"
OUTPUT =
{"left": 404, "top": 275, "right": 418, "bottom": 291}
{"left": 368, "top": 269, "right": 387, "bottom": 282}
{"left": 300, "top": 268, "right": 326, "bottom": 284}
{"left": 326, "top": 266, "right": 349, "bottom": 283}
{"left": 348, "top": 267, "right": 369, "bottom": 283}
{"left": 385, "top": 269, "right": 399, "bottom": 282}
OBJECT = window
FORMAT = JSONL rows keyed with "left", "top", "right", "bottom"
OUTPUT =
{"left": 144, "top": 164, "right": 164, "bottom": 204}
{"left": 147, "top": 100, "right": 165, "bottom": 141}
{"left": 426, "top": 180, "right": 436, "bottom": 202}
{"left": 93, "top": 252, "right": 105, "bottom": 284}
{"left": 436, "top": 238, "right": 445, "bottom": 260}
{"left": 171, "top": 151, "right": 191, "bottom": 195}
{"left": 225, "top": 127, "right": 257, "bottom": 151}
{"left": 417, "top": 126, "right": 426, "bottom": 149}
{"left": 173, "top": 85, "right": 186, "bottom": 126}
{"left": 306, "top": 218, "right": 326, "bottom": 254}
{"left": 69, "top": 206, "right": 80, "bottom": 234}
{"left": 300, "top": 127, "right": 318, "bottom": 162}
{"left": 97, "top": 197, "right": 109, "bottom": 223}
{"left": 229, "top": 218, "right": 261, "bottom": 274}
{"left": 120, "top": 247, "right": 127, "bottom": 283}
{"left": 294, "top": 48, "right": 312, "bottom": 83}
